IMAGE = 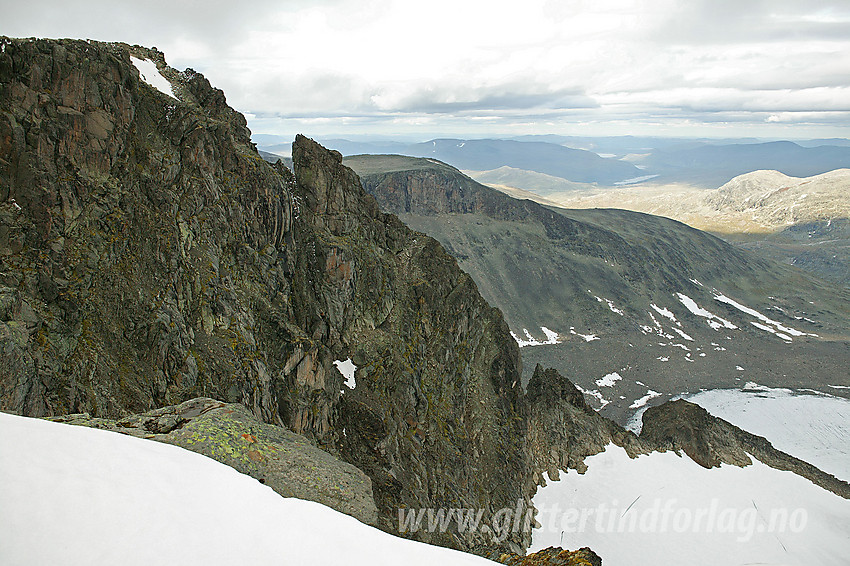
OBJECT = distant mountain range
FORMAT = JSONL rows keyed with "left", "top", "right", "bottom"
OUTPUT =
{"left": 257, "top": 135, "right": 850, "bottom": 188}
{"left": 262, "top": 136, "right": 645, "bottom": 185}
{"left": 402, "top": 139, "right": 643, "bottom": 184}
{"left": 642, "top": 141, "right": 850, "bottom": 187}
{"left": 546, "top": 169, "right": 850, "bottom": 287}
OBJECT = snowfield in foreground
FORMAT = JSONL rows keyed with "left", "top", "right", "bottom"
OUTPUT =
{"left": 685, "top": 385, "right": 850, "bottom": 482}
{"left": 0, "top": 412, "right": 494, "bottom": 566}
{"left": 531, "top": 445, "right": 850, "bottom": 566}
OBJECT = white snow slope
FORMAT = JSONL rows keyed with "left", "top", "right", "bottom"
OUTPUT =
{"left": 531, "top": 445, "right": 850, "bottom": 566}
{"left": 0, "top": 412, "right": 496, "bottom": 566}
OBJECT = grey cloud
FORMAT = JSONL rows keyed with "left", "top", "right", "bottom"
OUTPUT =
{"left": 4, "top": 0, "right": 848, "bottom": 138}
{"left": 2, "top": 0, "right": 342, "bottom": 54}
{"left": 648, "top": 0, "right": 850, "bottom": 44}
{"left": 376, "top": 89, "right": 599, "bottom": 115}
{"left": 232, "top": 71, "right": 377, "bottom": 116}
{"left": 662, "top": 93, "right": 850, "bottom": 113}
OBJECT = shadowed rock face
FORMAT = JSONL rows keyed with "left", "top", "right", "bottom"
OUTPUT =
{"left": 291, "top": 134, "right": 532, "bottom": 554}
{"left": 0, "top": 37, "right": 532, "bottom": 555}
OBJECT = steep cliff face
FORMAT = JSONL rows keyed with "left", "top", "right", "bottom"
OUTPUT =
{"left": 1, "top": 38, "right": 290, "bottom": 419}
{"left": 525, "top": 365, "right": 647, "bottom": 483}
{"left": 290, "top": 135, "right": 532, "bottom": 552}
{"left": 0, "top": 37, "right": 531, "bottom": 555}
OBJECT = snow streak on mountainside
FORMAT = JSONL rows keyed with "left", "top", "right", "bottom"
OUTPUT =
{"left": 129, "top": 56, "right": 176, "bottom": 98}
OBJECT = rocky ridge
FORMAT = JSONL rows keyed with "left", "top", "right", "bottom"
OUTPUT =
{"left": 641, "top": 399, "right": 850, "bottom": 498}
{"left": 523, "top": 366, "right": 850, "bottom": 499}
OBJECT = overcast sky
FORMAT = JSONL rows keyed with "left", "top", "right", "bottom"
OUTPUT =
{"left": 4, "top": 0, "right": 850, "bottom": 140}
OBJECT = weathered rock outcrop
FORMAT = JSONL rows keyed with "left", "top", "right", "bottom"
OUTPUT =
{"left": 498, "top": 546, "right": 602, "bottom": 566}
{"left": 0, "top": 37, "right": 291, "bottom": 420}
{"left": 291, "top": 135, "right": 532, "bottom": 554}
{"left": 520, "top": 367, "right": 850, "bottom": 502}
{"left": 48, "top": 397, "right": 379, "bottom": 524}
{"left": 0, "top": 37, "right": 532, "bottom": 555}
{"left": 640, "top": 399, "right": 850, "bottom": 499}
{"left": 525, "top": 365, "right": 648, "bottom": 483}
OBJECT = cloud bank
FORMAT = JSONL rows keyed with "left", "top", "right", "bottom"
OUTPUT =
{"left": 4, "top": 0, "right": 850, "bottom": 138}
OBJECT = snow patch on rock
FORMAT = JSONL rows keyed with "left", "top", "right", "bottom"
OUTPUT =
{"left": 130, "top": 56, "right": 176, "bottom": 99}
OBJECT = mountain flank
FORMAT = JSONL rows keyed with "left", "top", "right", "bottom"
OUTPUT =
{"left": 548, "top": 169, "right": 850, "bottom": 286}
{"left": 347, "top": 154, "right": 850, "bottom": 426}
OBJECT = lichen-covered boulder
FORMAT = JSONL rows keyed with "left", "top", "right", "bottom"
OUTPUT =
{"left": 48, "top": 397, "right": 378, "bottom": 525}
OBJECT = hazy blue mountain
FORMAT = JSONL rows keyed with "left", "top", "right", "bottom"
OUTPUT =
{"left": 795, "top": 139, "right": 850, "bottom": 148}
{"left": 403, "top": 138, "right": 643, "bottom": 184}
{"left": 645, "top": 141, "right": 850, "bottom": 186}
{"left": 290, "top": 137, "right": 646, "bottom": 185}
{"left": 255, "top": 135, "right": 850, "bottom": 189}
{"left": 508, "top": 135, "right": 764, "bottom": 155}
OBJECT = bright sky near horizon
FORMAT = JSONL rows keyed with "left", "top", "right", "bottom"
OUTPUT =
{"left": 4, "top": 0, "right": 850, "bottom": 139}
